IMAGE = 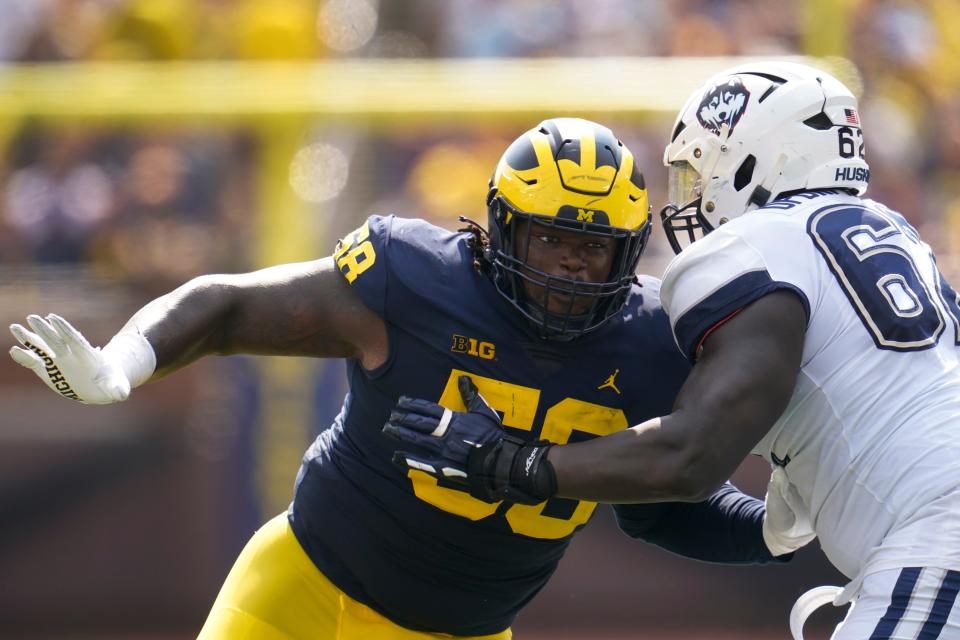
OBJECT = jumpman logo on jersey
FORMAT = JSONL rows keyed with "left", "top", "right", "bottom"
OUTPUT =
{"left": 597, "top": 369, "right": 621, "bottom": 395}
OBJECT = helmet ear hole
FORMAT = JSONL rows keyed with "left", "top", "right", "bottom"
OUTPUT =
{"left": 671, "top": 120, "right": 687, "bottom": 142}
{"left": 803, "top": 112, "right": 834, "bottom": 130}
{"left": 734, "top": 155, "right": 757, "bottom": 192}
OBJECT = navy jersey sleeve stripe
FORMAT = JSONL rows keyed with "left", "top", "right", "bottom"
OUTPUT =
{"left": 868, "top": 567, "right": 922, "bottom": 640}
{"left": 673, "top": 269, "right": 811, "bottom": 359}
{"left": 917, "top": 569, "right": 960, "bottom": 640}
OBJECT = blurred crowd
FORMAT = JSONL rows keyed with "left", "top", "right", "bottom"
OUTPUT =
{"left": 1, "top": 126, "right": 254, "bottom": 291}
{"left": 3, "top": 0, "right": 959, "bottom": 285}
{"left": 0, "top": 0, "right": 797, "bottom": 63}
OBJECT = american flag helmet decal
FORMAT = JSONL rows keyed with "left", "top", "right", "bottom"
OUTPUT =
{"left": 844, "top": 108, "right": 860, "bottom": 125}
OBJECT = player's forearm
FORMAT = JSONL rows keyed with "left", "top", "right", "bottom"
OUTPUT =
{"left": 548, "top": 412, "right": 728, "bottom": 503}
{"left": 121, "top": 275, "right": 241, "bottom": 379}
{"left": 550, "top": 297, "right": 804, "bottom": 504}
{"left": 122, "top": 259, "right": 380, "bottom": 379}
{"left": 548, "top": 370, "right": 778, "bottom": 503}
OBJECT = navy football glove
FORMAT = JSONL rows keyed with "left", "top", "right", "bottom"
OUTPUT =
{"left": 383, "top": 375, "right": 557, "bottom": 505}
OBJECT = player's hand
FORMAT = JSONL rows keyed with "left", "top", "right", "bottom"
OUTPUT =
{"left": 383, "top": 375, "right": 503, "bottom": 491}
{"left": 382, "top": 375, "right": 556, "bottom": 505}
{"left": 762, "top": 467, "right": 816, "bottom": 556}
{"left": 9, "top": 314, "right": 132, "bottom": 404}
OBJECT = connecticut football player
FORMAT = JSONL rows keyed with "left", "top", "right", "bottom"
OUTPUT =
{"left": 390, "top": 66, "right": 960, "bottom": 639}
{"left": 10, "top": 118, "right": 787, "bottom": 640}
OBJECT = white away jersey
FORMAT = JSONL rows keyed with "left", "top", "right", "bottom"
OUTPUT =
{"left": 661, "top": 190, "right": 960, "bottom": 588}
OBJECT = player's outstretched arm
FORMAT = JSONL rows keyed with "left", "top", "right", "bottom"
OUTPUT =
{"left": 549, "top": 289, "right": 806, "bottom": 502}
{"left": 128, "top": 257, "right": 387, "bottom": 375}
{"left": 385, "top": 290, "right": 807, "bottom": 506}
{"left": 9, "top": 257, "right": 387, "bottom": 403}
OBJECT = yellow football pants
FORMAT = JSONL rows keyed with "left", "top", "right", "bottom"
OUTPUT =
{"left": 197, "top": 513, "right": 512, "bottom": 640}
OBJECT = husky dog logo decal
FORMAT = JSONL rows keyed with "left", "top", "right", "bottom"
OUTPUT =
{"left": 697, "top": 77, "right": 751, "bottom": 136}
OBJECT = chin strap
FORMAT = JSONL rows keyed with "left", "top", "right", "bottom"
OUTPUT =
{"left": 748, "top": 152, "right": 788, "bottom": 209}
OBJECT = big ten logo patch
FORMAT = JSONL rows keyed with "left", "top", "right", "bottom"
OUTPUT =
{"left": 450, "top": 334, "right": 495, "bottom": 360}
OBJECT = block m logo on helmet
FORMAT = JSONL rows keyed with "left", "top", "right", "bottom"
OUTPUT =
{"left": 555, "top": 205, "right": 609, "bottom": 226}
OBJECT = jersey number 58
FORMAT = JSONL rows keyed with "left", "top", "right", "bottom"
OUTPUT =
{"left": 405, "top": 369, "right": 627, "bottom": 540}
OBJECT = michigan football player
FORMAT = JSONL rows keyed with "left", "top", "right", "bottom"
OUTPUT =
{"left": 11, "top": 118, "right": 784, "bottom": 640}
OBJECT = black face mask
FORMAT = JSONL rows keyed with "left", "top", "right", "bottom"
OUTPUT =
{"left": 660, "top": 197, "right": 713, "bottom": 255}
{"left": 486, "top": 197, "right": 650, "bottom": 340}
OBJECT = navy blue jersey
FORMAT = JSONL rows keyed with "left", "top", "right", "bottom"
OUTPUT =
{"left": 289, "top": 215, "right": 693, "bottom": 635}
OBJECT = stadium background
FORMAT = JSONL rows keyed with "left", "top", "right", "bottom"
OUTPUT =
{"left": 1, "top": 0, "right": 959, "bottom": 638}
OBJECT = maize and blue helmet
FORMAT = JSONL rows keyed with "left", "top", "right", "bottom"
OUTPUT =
{"left": 485, "top": 118, "right": 652, "bottom": 339}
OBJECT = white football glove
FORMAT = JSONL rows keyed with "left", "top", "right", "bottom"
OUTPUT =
{"left": 762, "top": 466, "right": 816, "bottom": 556}
{"left": 9, "top": 314, "right": 155, "bottom": 405}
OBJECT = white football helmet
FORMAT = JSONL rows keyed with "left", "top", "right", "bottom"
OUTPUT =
{"left": 660, "top": 61, "right": 870, "bottom": 253}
